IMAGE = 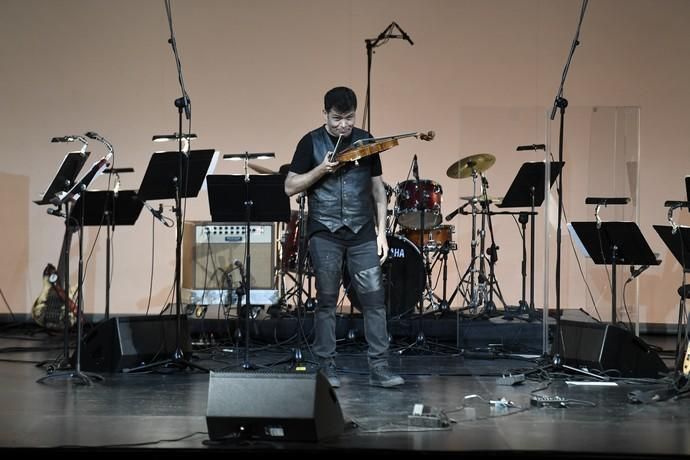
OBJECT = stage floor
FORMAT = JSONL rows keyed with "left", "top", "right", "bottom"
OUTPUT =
{"left": 0, "top": 318, "right": 688, "bottom": 458}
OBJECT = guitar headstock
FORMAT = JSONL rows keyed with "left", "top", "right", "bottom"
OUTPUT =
{"left": 417, "top": 130, "right": 435, "bottom": 142}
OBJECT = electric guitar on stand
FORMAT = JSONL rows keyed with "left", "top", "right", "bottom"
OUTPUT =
{"left": 32, "top": 227, "right": 77, "bottom": 331}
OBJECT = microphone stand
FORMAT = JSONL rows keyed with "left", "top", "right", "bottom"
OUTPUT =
{"left": 241, "top": 156, "right": 256, "bottom": 371}
{"left": 549, "top": 0, "right": 589, "bottom": 366}
{"left": 363, "top": 21, "right": 414, "bottom": 132}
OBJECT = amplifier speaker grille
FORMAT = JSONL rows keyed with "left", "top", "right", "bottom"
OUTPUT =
{"left": 182, "top": 221, "right": 275, "bottom": 290}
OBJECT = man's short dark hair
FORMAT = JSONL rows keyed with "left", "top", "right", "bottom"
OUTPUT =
{"left": 324, "top": 87, "right": 357, "bottom": 113}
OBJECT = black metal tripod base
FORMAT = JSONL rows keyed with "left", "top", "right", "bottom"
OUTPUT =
{"left": 37, "top": 369, "right": 104, "bottom": 386}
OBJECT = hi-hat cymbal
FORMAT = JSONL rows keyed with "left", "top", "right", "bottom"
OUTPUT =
{"left": 446, "top": 153, "right": 496, "bottom": 179}
{"left": 460, "top": 195, "right": 503, "bottom": 206}
{"left": 248, "top": 162, "right": 291, "bottom": 175}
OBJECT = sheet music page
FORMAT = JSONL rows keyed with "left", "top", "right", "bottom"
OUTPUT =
{"left": 567, "top": 223, "right": 590, "bottom": 258}
{"left": 200, "top": 150, "right": 221, "bottom": 192}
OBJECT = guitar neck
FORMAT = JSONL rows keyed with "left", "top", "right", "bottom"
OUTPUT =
{"left": 55, "top": 225, "right": 77, "bottom": 286}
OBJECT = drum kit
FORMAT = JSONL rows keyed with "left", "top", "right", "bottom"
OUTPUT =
{"left": 249, "top": 143, "right": 506, "bottom": 318}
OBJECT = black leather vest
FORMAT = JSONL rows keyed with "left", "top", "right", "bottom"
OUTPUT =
{"left": 308, "top": 126, "right": 373, "bottom": 233}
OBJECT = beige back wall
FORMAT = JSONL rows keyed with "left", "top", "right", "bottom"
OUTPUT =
{"left": 2, "top": 0, "right": 689, "bottom": 325}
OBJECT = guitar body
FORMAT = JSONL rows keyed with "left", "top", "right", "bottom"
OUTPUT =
{"left": 32, "top": 265, "right": 77, "bottom": 331}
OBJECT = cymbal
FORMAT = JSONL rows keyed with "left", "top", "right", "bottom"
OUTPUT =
{"left": 446, "top": 153, "right": 496, "bottom": 179}
{"left": 248, "top": 162, "right": 291, "bottom": 175}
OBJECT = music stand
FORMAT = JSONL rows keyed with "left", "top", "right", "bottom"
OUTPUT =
{"left": 654, "top": 224, "right": 690, "bottom": 375}
{"left": 137, "top": 149, "right": 215, "bottom": 201}
{"left": 33, "top": 151, "right": 90, "bottom": 366}
{"left": 206, "top": 174, "right": 290, "bottom": 369}
{"left": 129, "top": 149, "right": 215, "bottom": 373}
{"left": 38, "top": 154, "right": 112, "bottom": 385}
{"left": 498, "top": 161, "right": 564, "bottom": 315}
{"left": 206, "top": 174, "right": 291, "bottom": 223}
{"left": 569, "top": 221, "right": 659, "bottom": 324}
{"left": 71, "top": 190, "right": 143, "bottom": 319}
{"left": 34, "top": 151, "right": 91, "bottom": 205}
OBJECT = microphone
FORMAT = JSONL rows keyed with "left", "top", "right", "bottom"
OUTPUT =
{"left": 412, "top": 154, "right": 419, "bottom": 181}
{"left": 85, "top": 131, "right": 101, "bottom": 141}
{"left": 445, "top": 202, "right": 470, "bottom": 221}
{"left": 85, "top": 131, "right": 114, "bottom": 156}
{"left": 142, "top": 200, "right": 167, "bottom": 226}
{"left": 234, "top": 259, "right": 245, "bottom": 279}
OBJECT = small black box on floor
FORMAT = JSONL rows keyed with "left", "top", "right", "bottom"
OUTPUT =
{"left": 557, "top": 319, "right": 667, "bottom": 378}
{"left": 77, "top": 315, "right": 192, "bottom": 372}
{"left": 206, "top": 371, "right": 344, "bottom": 442}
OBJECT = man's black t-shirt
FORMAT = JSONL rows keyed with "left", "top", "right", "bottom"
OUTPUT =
{"left": 289, "top": 126, "right": 383, "bottom": 246}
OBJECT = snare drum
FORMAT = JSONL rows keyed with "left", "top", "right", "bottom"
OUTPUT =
{"left": 394, "top": 179, "right": 443, "bottom": 230}
{"left": 400, "top": 225, "right": 456, "bottom": 251}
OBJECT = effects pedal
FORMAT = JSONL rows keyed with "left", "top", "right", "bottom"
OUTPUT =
{"left": 530, "top": 395, "right": 567, "bottom": 408}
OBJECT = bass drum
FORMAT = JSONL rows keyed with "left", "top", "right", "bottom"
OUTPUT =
{"left": 344, "top": 234, "right": 425, "bottom": 318}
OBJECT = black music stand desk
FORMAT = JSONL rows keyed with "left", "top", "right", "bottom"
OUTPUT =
{"left": 498, "top": 161, "right": 564, "bottom": 312}
{"left": 34, "top": 151, "right": 91, "bottom": 205}
{"left": 654, "top": 225, "right": 690, "bottom": 274}
{"left": 206, "top": 174, "right": 291, "bottom": 223}
{"left": 71, "top": 190, "right": 143, "bottom": 319}
{"left": 569, "top": 221, "right": 659, "bottom": 324}
{"left": 498, "top": 161, "right": 564, "bottom": 209}
{"left": 137, "top": 149, "right": 216, "bottom": 201}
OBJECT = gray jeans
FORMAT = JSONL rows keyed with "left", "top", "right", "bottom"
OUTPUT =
{"left": 309, "top": 236, "right": 389, "bottom": 368}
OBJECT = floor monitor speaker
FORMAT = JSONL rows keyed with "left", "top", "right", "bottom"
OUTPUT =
{"left": 77, "top": 315, "right": 192, "bottom": 372}
{"left": 557, "top": 319, "right": 668, "bottom": 378}
{"left": 206, "top": 371, "right": 344, "bottom": 442}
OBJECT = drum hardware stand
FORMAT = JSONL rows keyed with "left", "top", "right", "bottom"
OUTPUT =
{"left": 398, "top": 155, "right": 436, "bottom": 354}
{"left": 517, "top": 212, "right": 530, "bottom": 314}
{"left": 454, "top": 169, "right": 490, "bottom": 312}
{"left": 289, "top": 192, "right": 311, "bottom": 368}
{"left": 422, "top": 241, "right": 453, "bottom": 313}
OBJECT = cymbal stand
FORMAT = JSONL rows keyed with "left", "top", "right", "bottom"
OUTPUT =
{"left": 481, "top": 176, "right": 508, "bottom": 315}
{"left": 290, "top": 192, "right": 310, "bottom": 367}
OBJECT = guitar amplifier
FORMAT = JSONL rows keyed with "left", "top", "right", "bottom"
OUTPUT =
{"left": 182, "top": 221, "right": 276, "bottom": 291}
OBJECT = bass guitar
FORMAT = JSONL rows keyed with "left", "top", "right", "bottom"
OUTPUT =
{"left": 31, "top": 227, "right": 77, "bottom": 331}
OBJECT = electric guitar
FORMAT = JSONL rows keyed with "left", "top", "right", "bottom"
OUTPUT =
{"left": 31, "top": 227, "right": 78, "bottom": 331}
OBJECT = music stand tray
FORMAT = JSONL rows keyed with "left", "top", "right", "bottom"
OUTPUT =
{"left": 71, "top": 190, "right": 143, "bottom": 227}
{"left": 34, "top": 151, "right": 91, "bottom": 205}
{"left": 569, "top": 222, "right": 659, "bottom": 266}
{"left": 137, "top": 149, "right": 216, "bottom": 201}
{"left": 569, "top": 221, "right": 660, "bottom": 324}
{"left": 497, "top": 161, "right": 564, "bottom": 208}
{"left": 654, "top": 225, "right": 690, "bottom": 273}
{"left": 206, "top": 174, "right": 291, "bottom": 222}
